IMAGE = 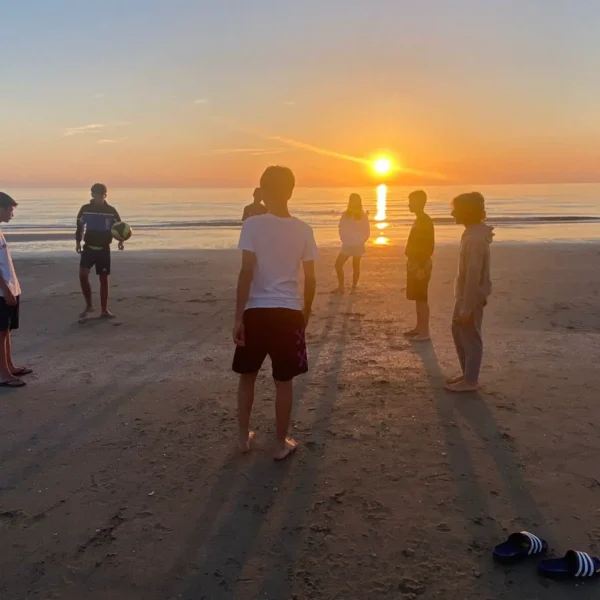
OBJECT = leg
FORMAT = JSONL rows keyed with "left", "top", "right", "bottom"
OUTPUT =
{"left": 446, "top": 306, "right": 483, "bottom": 392}
{"left": 415, "top": 300, "right": 430, "bottom": 337}
{"left": 99, "top": 273, "right": 115, "bottom": 318}
{"left": 351, "top": 256, "right": 361, "bottom": 291}
{"left": 274, "top": 379, "right": 297, "bottom": 460}
{"left": 450, "top": 313, "right": 466, "bottom": 380}
{"left": 0, "top": 330, "right": 21, "bottom": 385}
{"left": 5, "top": 332, "right": 16, "bottom": 372}
{"left": 79, "top": 268, "right": 94, "bottom": 317}
{"left": 463, "top": 306, "right": 484, "bottom": 385}
{"left": 237, "top": 372, "right": 257, "bottom": 452}
{"left": 332, "top": 254, "right": 349, "bottom": 293}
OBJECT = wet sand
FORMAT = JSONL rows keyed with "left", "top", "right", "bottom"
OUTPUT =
{"left": 1, "top": 244, "right": 599, "bottom": 600}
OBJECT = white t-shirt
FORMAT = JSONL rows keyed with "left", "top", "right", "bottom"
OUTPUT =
{"left": 239, "top": 213, "right": 319, "bottom": 310}
{"left": 0, "top": 231, "right": 21, "bottom": 298}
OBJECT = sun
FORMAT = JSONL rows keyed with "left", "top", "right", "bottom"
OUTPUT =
{"left": 373, "top": 157, "right": 392, "bottom": 176}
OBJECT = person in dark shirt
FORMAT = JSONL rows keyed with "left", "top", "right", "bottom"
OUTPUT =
{"left": 76, "top": 183, "right": 124, "bottom": 321}
{"left": 404, "top": 190, "right": 435, "bottom": 341}
{"left": 242, "top": 188, "right": 268, "bottom": 221}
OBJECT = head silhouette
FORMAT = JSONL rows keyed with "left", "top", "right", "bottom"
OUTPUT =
{"left": 452, "top": 192, "right": 486, "bottom": 225}
{"left": 346, "top": 193, "right": 364, "bottom": 220}
{"left": 260, "top": 166, "right": 295, "bottom": 213}
{"left": 408, "top": 190, "right": 427, "bottom": 214}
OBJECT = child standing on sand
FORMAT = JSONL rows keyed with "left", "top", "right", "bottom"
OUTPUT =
{"left": 445, "top": 192, "right": 493, "bottom": 393}
{"left": 404, "top": 190, "right": 435, "bottom": 341}
{"left": 232, "top": 166, "right": 318, "bottom": 460}
{"left": 0, "top": 192, "right": 31, "bottom": 388}
{"left": 331, "top": 193, "right": 370, "bottom": 294}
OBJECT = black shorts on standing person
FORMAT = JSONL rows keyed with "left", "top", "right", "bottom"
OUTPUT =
{"left": 232, "top": 308, "right": 308, "bottom": 381}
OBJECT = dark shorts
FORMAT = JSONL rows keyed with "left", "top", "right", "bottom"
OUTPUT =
{"left": 0, "top": 296, "right": 20, "bottom": 331}
{"left": 232, "top": 308, "right": 308, "bottom": 381}
{"left": 406, "top": 271, "right": 431, "bottom": 302}
{"left": 80, "top": 246, "right": 111, "bottom": 275}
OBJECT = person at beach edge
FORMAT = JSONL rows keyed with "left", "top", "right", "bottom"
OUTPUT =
{"left": 332, "top": 193, "right": 370, "bottom": 294}
{"left": 0, "top": 192, "right": 32, "bottom": 388}
{"left": 76, "top": 183, "right": 124, "bottom": 320}
{"left": 232, "top": 166, "right": 318, "bottom": 461}
{"left": 446, "top": 192, "right": 493, "bottom": 393}
{"left": 404, "top": 190, "right": 435, "bottom": 341}
{"left": 242, "top": 187, "right": 268, "bottom": 221}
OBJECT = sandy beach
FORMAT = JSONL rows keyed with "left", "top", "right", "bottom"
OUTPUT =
{"left": 1, "top": 244, "right": 600, "bottom": 600}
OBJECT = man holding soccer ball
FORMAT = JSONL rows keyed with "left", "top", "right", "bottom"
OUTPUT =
{"left": 76, "top": 183, "right": 126, "bottom": 321}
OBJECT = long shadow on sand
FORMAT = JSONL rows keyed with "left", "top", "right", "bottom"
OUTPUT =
{"left": 412, "top": 342, "right": 597, "bottom": 599}
{"left": 159, "top": 296, "right": 354, "bottom": 600}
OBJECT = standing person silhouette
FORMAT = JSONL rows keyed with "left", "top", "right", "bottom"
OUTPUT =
{"left": 404, "top": 190, "right": 435, "bottom": 341}
{"left": 331, "top": 194, "right": 370, "bottom": 294}
{"left": 242, "top": 188, "right": 268, "bottom": 221}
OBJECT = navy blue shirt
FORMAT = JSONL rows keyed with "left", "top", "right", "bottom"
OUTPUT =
{"left": 76, "top": 202, "right": 121, "bottom": 248}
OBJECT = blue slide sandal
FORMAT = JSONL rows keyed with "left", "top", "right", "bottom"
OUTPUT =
{"left": 538, "top": 550, "right": 600, "bottom": 580}
{"left": 493, "top": 531, "right": 548, "bottom": 564}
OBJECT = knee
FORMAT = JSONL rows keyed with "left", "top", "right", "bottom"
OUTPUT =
{"left": 79, "top": 270, "right": 89, "bottom": 282}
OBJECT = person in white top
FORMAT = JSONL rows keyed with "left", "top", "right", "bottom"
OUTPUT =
{"left": 332, "top": 193, "right": 370, "bottom": 294}
{"left": 232, "top": 166, "right": 318, "bottom": 461}
{"left": 0, "top": 193, "right": 31, "bottom": 387}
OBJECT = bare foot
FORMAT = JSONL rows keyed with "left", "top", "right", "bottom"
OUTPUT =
{"left": 411, "top": 333, "right": 431, "bottom": 342}
{"left": 330, "top": 288, "right": 344, "bottom": 295}
{"left": 274, "top": 438, "right": 298, "bottom": 461}
{"left": 445, "top": 380, "right": 479, "bottom": 393}
{"left": 350, "top": 286, "right": 358, "bottom": 294}
{"left": 445, "top": 375, "right": 464, "bottom": 385}
{"left": 100, "top": 310, "right": 116, "bottom": 319}
{"left": 238, "top": 431, "right": 255, "bottom": 454}
{"left": 403, "top": 329, "right": 419, "bottom": 337}
{"left": 79, "top": 306, "right": 95, "bottom": 319}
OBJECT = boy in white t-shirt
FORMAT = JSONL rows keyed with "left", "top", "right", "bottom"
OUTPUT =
{"left": 0, "top": 192, "right": 31, "bottom": 388}
{"left": 232, "top": 166, "right": 318, "bottom": 460}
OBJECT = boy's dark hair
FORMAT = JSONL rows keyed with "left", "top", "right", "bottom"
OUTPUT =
{"left": 91, "top": 183, "right": 107, "bottom": 196}
{"left": 260, "top": 166, "right": 295, "bottom": 201}
{"left": 253, "top": 187, "right": 261, "bottom": 201}
{"left": 0, "top": 192, "right": 18, "bottom": 209}
{"left": 409, "top": 190, "right": 427, "bottom": 209}
{"left": 452, "top": 192, "right": 486, "bottom": 222}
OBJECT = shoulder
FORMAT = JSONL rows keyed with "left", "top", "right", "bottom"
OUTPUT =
{"left": 78, "top": 202, "right": 92, "bottom": 212}
{"left": 105, "top": 203, "right": 119, "bottom": 213}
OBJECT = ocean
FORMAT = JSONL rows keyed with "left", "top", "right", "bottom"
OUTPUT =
{"left": 3, "top": 183, "right": 600, "bottom": 254}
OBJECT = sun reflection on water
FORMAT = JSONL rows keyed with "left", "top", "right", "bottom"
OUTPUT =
{"left": 374, "top": 184, "right": 389, "bottom": 245}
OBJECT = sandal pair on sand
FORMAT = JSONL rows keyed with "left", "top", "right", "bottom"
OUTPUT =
{"left": 493, "top": 531, "right": 599, "bottom": 580}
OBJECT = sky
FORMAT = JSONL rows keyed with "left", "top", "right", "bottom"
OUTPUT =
{"left": 1, "top": 0, "right": 600, "bottom": 187}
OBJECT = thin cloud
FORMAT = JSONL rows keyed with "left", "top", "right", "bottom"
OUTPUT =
{"left": 62, "top": 124, "right": 106, "bottom": 137}
{"left": 283, "top": 100, "right": 296, "bottom": 106}
{"left": 114, "top": 120, "right": 132, "bottom": 127}
{"left": 211, "top": 116, "right": 448, "bottom": 181}
{"left": 200, "top": 147, "right": 286, "bottom": 157}
{"left": 97, "top": 137, "right": 128, "bottom": 144}
{"left": 194, "top": 98, "right": 209, "bottom": 105}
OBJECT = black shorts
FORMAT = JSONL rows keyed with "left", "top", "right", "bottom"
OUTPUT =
{"left": 406, "top": 271, "right": 431, "bottom": 302}
{"left": 0, "top": 296, "right": 20, "bottom": 331}
{"left": 232, "top": 308, "right": 308, "bottom": 381}
{"left": 80, "top": 246, "right": 111, "bottom": 275}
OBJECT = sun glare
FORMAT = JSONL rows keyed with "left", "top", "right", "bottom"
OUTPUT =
{"left": 373, "top": 157, "right": 392, "bottom": 176}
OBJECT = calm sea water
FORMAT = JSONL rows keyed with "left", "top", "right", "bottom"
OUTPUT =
{"left": 3, "top": 183, "right": 600, "bottom": 253}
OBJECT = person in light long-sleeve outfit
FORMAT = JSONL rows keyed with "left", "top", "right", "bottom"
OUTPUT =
{"left": 445, "top": 192, "right": 493, "bottom": 393}
{"left": 332, "top": 194, "right": 370, "bottom": 294}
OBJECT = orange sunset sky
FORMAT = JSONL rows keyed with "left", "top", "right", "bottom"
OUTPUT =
{"left": 2, "top": 1, "right": 600, "bottom": 188}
